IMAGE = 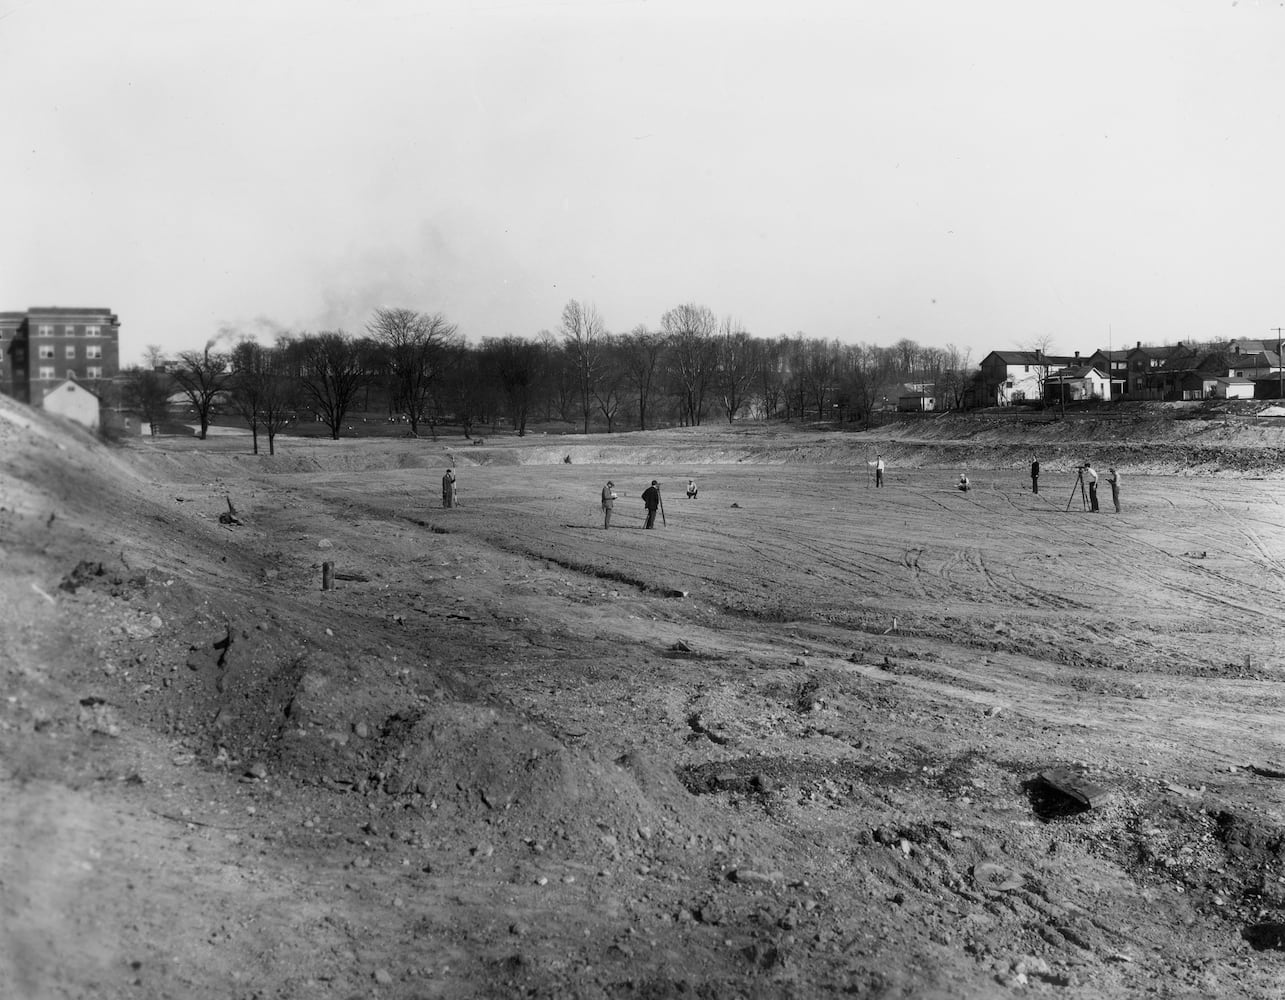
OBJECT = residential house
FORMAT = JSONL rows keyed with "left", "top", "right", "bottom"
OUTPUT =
{"left": 1043, "top": 365, "right": 1110, "bottom": 404}
{"left": 1125, "top": 342, "right": 1192, "bottom": 399}
{"left": 1086, "top": 348, "right": 1129, "bottom": 398}
{"left": 1144, "top": 348, "right": 1238, "bottom": 401}
{"left": 1217, "top": 348, "right": 1284, "bottom": 398}
{"left": 978, "top": 350, "right": 1078, "bottom": 406}
{"left": 2, "top": 307, "right": 122, "bottom": 404}
{"left": 1228, "top": 339, "right": 1278, "bottom": 355}
{"left": 39, "top": 377, "right": 102, "bottom": 432}
{"left": 1226, "top": 349, "right": 1281, "bottom": 380}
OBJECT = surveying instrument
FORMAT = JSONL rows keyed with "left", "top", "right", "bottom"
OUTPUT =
{"left": 1065, "top": 465, "right": 1089, "bottom": 512}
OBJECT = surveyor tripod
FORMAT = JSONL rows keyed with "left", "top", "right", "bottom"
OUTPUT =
{"left": 1065, "top": 468, "right": 1089, "bottom": 512}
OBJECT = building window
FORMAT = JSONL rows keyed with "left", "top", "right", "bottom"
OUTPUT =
{"left": 66, "top": 345, "right": 77, "bottom": 359}
{"left": 38, "top": 366, "right": 55, "bottom": 380}
{"left": 64, "top": 325, "right": 76, "bottom": 335}
{"left": 86, "top": 326, "right": 100, "bottom": 336}
{"left": 86, "top": 344, "right": 102, "bottom": 359}
{"left": 86, "top": 366, "right": 102, "bottom": 379}
{"left": 39, "top": 345, "right": 55, "bottom": 359}
{"left": 38, "top": 325, "right": 53, "bottom": 335}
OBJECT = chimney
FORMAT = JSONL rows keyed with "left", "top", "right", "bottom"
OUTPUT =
{"left": 1136, "top": 341, "right": 1141, "bottom": 349}
{"left": 1074, "top": 351, "right": 1080, "bottom": 360}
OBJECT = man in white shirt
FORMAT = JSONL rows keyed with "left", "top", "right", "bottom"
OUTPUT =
{"left": 1106, "top": 467, "right": 1121, "bottom": 513}
{"left": 1083, "top": 463, "right": 1100, "bottom": 512}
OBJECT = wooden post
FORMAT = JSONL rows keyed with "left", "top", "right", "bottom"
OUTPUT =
{"left": 322, "top": 561, "right": 334, "bottom": 591}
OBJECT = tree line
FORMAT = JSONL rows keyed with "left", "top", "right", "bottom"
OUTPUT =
{"left": 121, "top": 302, "right": 975, "bottom": 452}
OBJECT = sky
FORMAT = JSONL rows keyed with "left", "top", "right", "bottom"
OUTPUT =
{"left": 3, "top": 0, "right": 1284, "bottom": 366}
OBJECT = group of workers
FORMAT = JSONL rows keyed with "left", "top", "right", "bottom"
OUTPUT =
{"left": 600, "top": 478, "right": 699, "bottom": 529}
{"left": 439, "top": 456, "right": 1123, "bottom": 522}
{"left": 875, "top": 453, "right": 1122, "bottom": 511}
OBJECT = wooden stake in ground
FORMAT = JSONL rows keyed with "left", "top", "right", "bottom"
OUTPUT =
{"left": 322, "top": 561, "right": 334, "bottom": 591}
{"left": 659, "top": 488, "right": 666, "bottom": 527}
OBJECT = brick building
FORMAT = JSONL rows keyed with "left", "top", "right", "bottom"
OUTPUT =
{"left": 1, "top": 307, "right": 121, "bottom": 404}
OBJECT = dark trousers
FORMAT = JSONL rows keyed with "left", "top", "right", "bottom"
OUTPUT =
{"left": 1032, "top": 476, "right": 1038, "bottom": 494}
{"left": 645, "top": 507, "right": 657, "bottom": 528}
{"left": 1088, "top": 482, "right": 1099, "bottom": 512}
{"left": 875, "top": 470, "right": 883, "bottom": 487}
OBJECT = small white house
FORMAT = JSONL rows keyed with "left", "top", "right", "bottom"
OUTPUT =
{"left": 1213, "top": 377, "right": 1255, "bottom": 400}
{"left": 40, "top": 378, "right": 101, "bottom": 431}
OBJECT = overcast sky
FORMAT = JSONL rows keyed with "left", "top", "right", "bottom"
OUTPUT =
{"left": 4, "top": 0, "right": 1282, "bottom": 365}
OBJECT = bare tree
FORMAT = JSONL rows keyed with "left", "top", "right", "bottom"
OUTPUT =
{"left": 713, "top": 318, "right": 758, "bottom": 422}
{"left": 294, "top": 331, "right": 368, "bottom": 440}
{"left": 538, "top": 330, "right": 576, "bottom": 423}
{"left": 936, "top": 344, "right": 973, "bottom": 411}
{"left": 173, "top": 347, "right": 233, "bottom": 439}
{"left": 592, "top": 336, "right": 628, "bottom": 433}
{"left": 230, "top": 342, "right": 296, "bottom": 455}
{"left": 756, "top": 337, "right": 787, "bottom": 420}
{"left": 661, "top": 303, "right": 717, "bottom": 426}
{"left": 367, "top": 308, "right": 460, "bottom": 438}
{"left": 1024, "top": 335, "right": 1057, "bottom": 403}
{"left": 440, "top": 343, "right": 485, "bottom": 439}
{"left": 143, "top": 344, "right": 168, "bottom": 370}
{"left": 801, "top": 339, "right": 839, "bottom": 421}
{"left": 561, "top": 300, "right": 606, "bottom": 433}
{"left": 619, "top": 325, "right": 666, "bottom": 430}
{"left": 480, "top": 335, "right": 545, "bottom": 436}
{"left": 782, "top": 334, "right": 809, "bottom": 420}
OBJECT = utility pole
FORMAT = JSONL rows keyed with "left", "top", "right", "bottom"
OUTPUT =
{"left": 1274, "top": 328, "right": 1285, "bottom": 400}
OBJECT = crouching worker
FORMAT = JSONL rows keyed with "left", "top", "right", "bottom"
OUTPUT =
{"left": 686, "top": 479, "right": 698, "bottom": 499}
{"left": 958, "top": 474, "right": 970, "bottom": 492}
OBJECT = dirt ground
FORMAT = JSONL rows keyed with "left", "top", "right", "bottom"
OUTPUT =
{"left": 2, "top": 403, "right": 1284, "bottom": 999}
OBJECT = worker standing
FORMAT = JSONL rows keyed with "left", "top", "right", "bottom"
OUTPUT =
{"left": 642, "top": 480, "right": 661, "bottom": 529}
{"left": 601, "top": 480, "right": 618, "bottom": 529}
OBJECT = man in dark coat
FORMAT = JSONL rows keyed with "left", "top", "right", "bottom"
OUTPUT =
{"left": 642, "top": 480, "right": 661, "bottom": 529}
{"left": 1030, "top": 457, "right": 1040, "bottom": 494}
{"left": 601, "top": 480, "right": 618, "bottom": 529}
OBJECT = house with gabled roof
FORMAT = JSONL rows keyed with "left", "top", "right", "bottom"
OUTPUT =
{"left": 1226, "top": 349, "right": 1281, "bottom": 380}
{"left": 978, "top": 349, "right": 1078, "bottom": 406}
{"left": 1126, "top": 342, "right": 1197, "bottom": 399}
{"left": 1139, "top": 347, "right": 1236, "bottom": 400}
{"left": 1085, "top": 348, "right": 1129, "bottom": 398}
{"left": 39, "top": 377, "right": 102, "bottom": 432}
{"left": 1043, "top": 364, "right": 1109, "bottom": 404}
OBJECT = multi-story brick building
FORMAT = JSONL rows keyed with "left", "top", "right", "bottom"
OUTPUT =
{"left": 1, "top": 307, "right": 121, "bottom": 404}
